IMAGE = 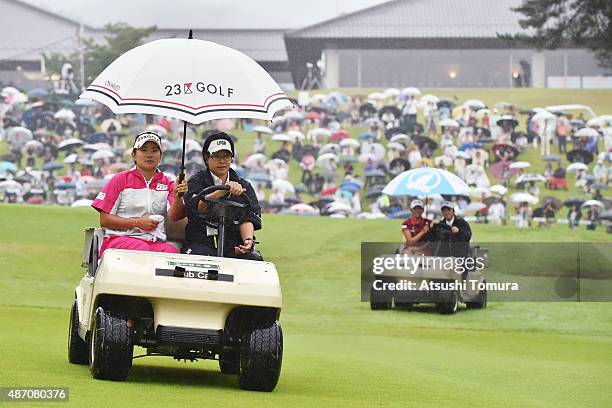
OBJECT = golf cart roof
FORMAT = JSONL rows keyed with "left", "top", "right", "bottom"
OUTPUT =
{"left": 545, "top": 104, "right": 596, "bottom": 118}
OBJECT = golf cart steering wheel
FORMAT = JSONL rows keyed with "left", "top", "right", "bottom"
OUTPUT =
{"left": 187, "top": 184, "right": 253, "bottom": 228}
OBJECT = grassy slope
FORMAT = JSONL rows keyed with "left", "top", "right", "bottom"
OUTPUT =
{"left": 0, "top": 204, "right": 611, "bottom": 407}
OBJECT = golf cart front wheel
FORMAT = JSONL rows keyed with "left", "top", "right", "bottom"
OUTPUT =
{"left": 437, "top": 290, "right": 459, "bottom": 314}
{"left": 219, "top": 350, "right": 240, "bottom": 375}
{"left": 89, "top": 307, "right": 133, "bottom": 381}
{"left": 238, "top": 322, "right": 283, "bottom": 392}
{"left": 68, "top": 299, "right": 88, "bottom": 365}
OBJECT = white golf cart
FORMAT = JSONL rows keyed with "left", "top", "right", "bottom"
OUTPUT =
{"left": 68, "top": 185, "right": 283, "bottom": 391}
{"left": 370, "top": 240, "right": 488, "bottom": 314}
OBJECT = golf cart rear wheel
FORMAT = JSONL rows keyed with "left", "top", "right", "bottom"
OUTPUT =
{"left": 68, "top": 299, "right": 88, "bottom": 365}
{"left": 238, "top": 322, "right": 283, "bottom": 392}
{"left": 219, "top": 350, "right": 240, "bottom": 375}
{"left": 370, "top": 287, "right": 390, "bottom": 310}
{"left": 437, "top": 290, "right": 459, "bottom": 314}
{"left": 466, "top": 284, "right": 488, "bottom": 310}
{"left": 89, "top": 307, "right": 133, "bottom": 381}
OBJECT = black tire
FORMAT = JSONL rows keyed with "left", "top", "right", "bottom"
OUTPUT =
{"left": 89, "top": 307, "right": 133, "bottom": 381}
{"left": 68, "top": 299, "right": 88, "bottom": 365}
{"left": 437, "top": 290, "right": 459, "bottom": 314}
{"left": 370, "top": 286, "right": 390, "bottom": 310}
{"left": 394, "top": 301, "right": 414, "bottom": 310}
{"left": 466, "top": 283, "right": 488, "bottom": 310}
{"left": 238, "top": 322, "right": 283, "bottom": 392}
{"left": 219, "top": 350, "right": 240, "bottom": 375}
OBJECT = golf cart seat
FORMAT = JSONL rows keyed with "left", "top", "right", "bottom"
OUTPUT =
{"left": 82, "top": 218, "right": 189, "bottom": 262}
{"left": 165, "top": 217, "right": 188, "bottom": 249}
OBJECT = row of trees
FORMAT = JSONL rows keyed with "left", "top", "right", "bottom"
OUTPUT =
{"left": 44, "top": 23, "right": 155, "bottom": 89}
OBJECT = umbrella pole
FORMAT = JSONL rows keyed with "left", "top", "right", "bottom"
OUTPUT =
{"left": 177, "top": 29, "right": 194, "bottom": 197}
{"left": 178, "top": 120, "right": 187, "bottom": 195}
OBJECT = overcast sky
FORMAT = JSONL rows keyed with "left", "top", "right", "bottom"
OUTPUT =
{"left": 21, "top": 0, "right": 390, "bottom": 29}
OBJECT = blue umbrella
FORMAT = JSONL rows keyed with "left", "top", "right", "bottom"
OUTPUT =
{"left": 365, "top": 169, "right": 386, "bottom": 178}
{"left": 358, "top": 132, "right": 376, "bottom": 141}
{"left": 27, "top": 88, "right": 48, "bottom": 98}
{"left": 42, "top": 162, "right": 64, "bottom": 172}
{"left": 339, "top": 181, "right": 361, "bottom": 194}
{"left": 383, "top": 167, "right": 469, "bottom": 196}
{"left": 459, "top": 142, "right": 481, "bottom": 151}
{"left": 0, "top": 162, "right": 18, "bottom": 173}
{"left": 234, "top": 167, "right": 248, "bottom": 179}
{"left": 55, "top": 182, "right": 77, "bottom": 190}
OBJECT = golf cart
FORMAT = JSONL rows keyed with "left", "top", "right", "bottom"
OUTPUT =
{"left": 68, "top": 185, "right": 283, "bottom": 391}
{"left": 370, "top": 237, "right": 488, "bottom": 314}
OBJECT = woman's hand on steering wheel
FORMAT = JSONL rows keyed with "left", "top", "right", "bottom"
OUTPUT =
{"left": 227, "top": 181, "right": 245, "bottom": 196}
{"left": 234, "top": 238, "right": 254, "bottom": 255}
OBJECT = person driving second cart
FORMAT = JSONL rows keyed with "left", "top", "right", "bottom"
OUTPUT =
{"left": 182, "top": 132, "right": 263, "bottom": 260}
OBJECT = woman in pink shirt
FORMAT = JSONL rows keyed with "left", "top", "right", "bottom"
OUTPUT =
{"left": 91, "top": 132, "right": 188, "bottom": 256}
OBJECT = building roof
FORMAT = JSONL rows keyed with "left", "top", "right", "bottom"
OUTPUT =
{"left": 287, "top": 0, "right": 526, "bottom": 39}
{"left": 149, "top": 29, "right": 288, "bottom": 61}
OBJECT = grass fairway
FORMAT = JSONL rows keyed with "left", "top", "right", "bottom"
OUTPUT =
{"left": 0, "top": 204, "right": 611, "bottom": 407}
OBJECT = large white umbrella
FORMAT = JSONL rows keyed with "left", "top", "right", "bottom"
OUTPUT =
{"left": 509, "top": 161, "right": 531, "bottom": 169}
{"left": 7, "top": 127, "right": 33, "bottom": 145}
{"left": 79, "top": 33, "right": 292, "bottom": 181}
{"left": 489, "top": 184, "right": 508, "bottom": 195}
{"left": 272, "top": 179, "right": 295, "bottom": 194}
{"left": 271, "top": 133, "right": 292, "bottom": 142}
{"left": 339, "top": 138, "right": 360, "bottom": 148}
{"left": 319, "top": 143, "right": 341, "bottom": 155}
{"left": 80, "top": 37, "right": 291, "bottom": 123}
{"left": 54, "top": 109, "right": 76, "bottom": 120}
{"left": 566, "top": 162, "right": 588, "bottom": 173}
{"left": 58, "top": 138, "right": 84, "bottom": 150}
{"left": 387, "top": 142, "right": 406, "bottom": 152}
{"left": 316, "top": 153, "right": 338, "bottom": 165}
{"left": 401, "top": 87, "right": 421, "bottom": 97}
{"left": 64, "top": 153, "right": 79, "bottom": 164}
{"left": 420, "top": 94, "right": 439, "bottom": 104}
{"left": 581, "top": 200, "right": 604, "bottom": 209}
{"left": 463, "top": 99, "right": 486, "bottom": 110}
{"left": 390, "top": 133, "right": 410, "bottom": 143}
{"left": 439, "top": 118, "right": 460, "bottom": 128}
{"left": 308, "top": 128, "right": 332, "bottom": 140}
{"left": 252, "top": 125, "right": 273, "bottom": 134}
{"left": 510, "top": 192, "right": 538, "bottom": 204}
{"left": 364, "top": 143, "right": 386, "bottom": 161}
{"left": 574, "top": 127, "right": 599, "bottom": 138}
{"left": 531, "top": 110, "right": 556, "bottom": 121}
{"left": 382, "top": 88, "right": 400, "bottom": 99}
{"left": 91, "top": 150, "right": 114, "bottom": 160}
{"left": 586, "top": 115, "right": 612, "bottom": 128}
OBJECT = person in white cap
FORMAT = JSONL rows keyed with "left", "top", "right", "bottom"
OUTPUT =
{"left": 401, "top": 199, "right": 432, "bottom": 255}
{"left": 91, "top": 131, "right": 188, "bottom": 257}
{"left": 432, "top": 201, "right": 472, "bottom": 257}
{"left": 183, "top": 132, "right": 263, "bottom": 260}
